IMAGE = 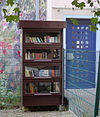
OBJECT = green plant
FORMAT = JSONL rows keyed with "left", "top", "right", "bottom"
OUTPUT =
{"left": 71, "top": 0, "right": 100, "bottom": 32}
{"left": 0, "top": 0, "right": 20, "bottom": 23}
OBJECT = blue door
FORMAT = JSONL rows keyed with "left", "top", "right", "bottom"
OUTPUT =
{"left": 66, "top": 19, "right": 96, "bottom": 89}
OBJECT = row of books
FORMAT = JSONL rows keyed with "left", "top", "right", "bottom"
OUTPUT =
{"left": 25, "top": 82, "right": 60, "bottom": 94}
{"left": 25, "top": 49, "right": 60, "bottom": 60}
{"left": 25, "top": 67, "right": 60, "bottom": 77}
{"left": 25, "top": 82, "right": 37, "bottom": 94}
{"left": 25, "top": 35, "right": 60, "bottom": 43}
{"left": 25, "top": 51, "right": 48, "bottom": 60}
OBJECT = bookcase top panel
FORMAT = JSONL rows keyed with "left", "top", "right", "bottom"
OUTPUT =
{"left": 19, "top": 20, "right": 67, "bottom": 29}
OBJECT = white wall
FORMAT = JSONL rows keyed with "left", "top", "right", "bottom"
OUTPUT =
{"left": 47, "top": 0, "right": 94, "bottom": 21}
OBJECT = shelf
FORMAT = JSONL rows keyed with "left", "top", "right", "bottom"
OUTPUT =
{"left": 34, "top": 93, "right": 51, "bottom": 96}
{"left": 24, "top": 48, "right": 61, "bottom": 61}
{"left": 24, "top": 76, "right": 52, "bottom": 80}
{"left": 24, "top": 93, "right": 61, "bottom": 96}
{"left": 23, "top": 43, "right": 61, "bottom": 47}
{"left": 24, "top": 76, "right": 61, "bottom": 79}
{"left": 24, "top": 60, "right": 61, "bottom": 63}
{"left": 34, "top": 42, "right": 52, "bottom": 45}
{"left": 23, "top": 77, "right": 61, "bottom": 82}
{"left": 34, "top": 76, "right": 51, "bottom": 79}
{"left": 24, "top": 59, "right": 52, "bottom": 62}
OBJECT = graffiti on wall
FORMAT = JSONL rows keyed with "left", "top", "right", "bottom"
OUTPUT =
{"left": 0, "top": 0, "right": 47, "bottom": 107}
{"left": 0, "top": 0, "right": 36, "bottom": 107}
{"left": 39, "top": 0, "right": 46, "bottom": 20}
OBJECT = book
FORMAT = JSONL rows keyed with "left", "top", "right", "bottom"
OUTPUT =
{"left": 44, "top": 52, "right": 47, "bottom": 59}
{"left": 25, "top": 70, "right": 30, "bottom": 77}
{"left": 40, "top": 53, "right": 42, "bottom": 59}
{"left": 52, "top": 70, "right": 55, "bottom": 77}
{"left": 39, "top": 70, "right": 43, "bottom": 77}
{"left": 49, "top": 70, "right": 52, "bottom": 77}
{"left": 39, "top": 70, "right": 49, "bottom": 77}
{"left": 57, "top": 34, "right": 60, "bottom": 43}
{"left": 40, "top": 37, "right": 44, "bottom": 43}
{"left": 43, "top": 70, "right": 49, "bottom": 76}
{"left": 29, "top": 82, "right": 34, "bottom": 94}
{"left": 47, "top": 36, "right": 50, "bottom": 43}
{"left": 31, "top": 70, "right": 34, "bottom": 77}
{"left": 29, "top": 37, "right": 32, "bottom": 42}
{"left": 42, "top": 52, "right": 45, "bottom": 59}
{"left": 32, "top": 52, "right": 34, "bottom": 59}
{"left": 32, "top": 37, "right": 37, "bottom": 43}
{"left": 54, "top": 36, "right": 57, "bottom": 43}
{"left": 50, "top": 37, "right": 54, "bottom": 43}
{"left": 28, "top": 51, "right": 31, "bottom": 60}
{"left": 36, "top": 37, "right": 41, "bottom": 43}
{"left": 25, "top": 52, "right": 28, "bottom": 60}
{"left": 32, "top": 68, "right": 39, "bottom": 77}
{"left": 44, "top": 36, "right": 47, "bottom": 43}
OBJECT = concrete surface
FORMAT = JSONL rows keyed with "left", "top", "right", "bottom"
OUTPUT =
{"left": 0, "top": 109, "right": 77, "bottom": 117}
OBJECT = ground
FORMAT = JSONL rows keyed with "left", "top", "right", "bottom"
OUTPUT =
{"left": 0, "top": 109, "right": 77, "bottom": 117}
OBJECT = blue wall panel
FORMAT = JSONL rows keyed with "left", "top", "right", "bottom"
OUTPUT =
{"left": 66, "top": 19, "right": 96, "bottom": 89}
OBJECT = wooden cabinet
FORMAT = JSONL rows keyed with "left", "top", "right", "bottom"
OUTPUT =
{"left": 19, "top": 20, "right": 67, "bottom": 106}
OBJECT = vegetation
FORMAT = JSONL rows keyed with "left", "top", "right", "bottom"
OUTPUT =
{"left": 71, "top": 0, "right": 100, "bottom": 31}
{"left": 0, "top": 0, "right": 100, "bottom": 31}
{"left": 0, "top": 0, "right": 20, "bottom": 23}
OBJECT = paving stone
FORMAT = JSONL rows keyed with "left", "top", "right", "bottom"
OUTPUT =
{"left": 0, "top": 109, "right": 77, "bottom": 117}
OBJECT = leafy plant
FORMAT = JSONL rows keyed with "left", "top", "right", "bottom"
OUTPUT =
{"left": 1, "top": 0, "right": 20, "bottom": 23}
{"left": 71, "top": 0, "right": 100, "bottom": 32}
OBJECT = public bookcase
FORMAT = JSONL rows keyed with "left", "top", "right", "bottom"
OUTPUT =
{"left": 19, "top": 20, "right": 67, "bottom": 106}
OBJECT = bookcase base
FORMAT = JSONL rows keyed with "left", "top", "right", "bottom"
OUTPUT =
{"left": 23, "top": 95, "right": 62, "bottom": 106}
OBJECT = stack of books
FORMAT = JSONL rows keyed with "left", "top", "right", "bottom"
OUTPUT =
{"left": 25, "top": 34, "right": 60, "bottom": 43}
{"left": 25, "top": 49, "right": 60, "bottom": 60}
{"left": 25, "top": 67, "right": 60, "bottom": 77}
{"left": 25, "top": 51, "right": 48, "bottom": 60}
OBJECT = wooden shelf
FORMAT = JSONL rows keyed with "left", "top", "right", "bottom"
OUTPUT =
{"left": 24, "top": 93, "right": 61, "bottom": 96}
{"left": 23, "top": 43, "right": 61, "bottom": 47}
{"left": 23, "top": 78, "right": 62, "bottom": 82}
{"left": 24, "top": 59, "right": 52, "bottom": 62}
{"left": 23, "top": 60, "right": 61, "bottom": 63}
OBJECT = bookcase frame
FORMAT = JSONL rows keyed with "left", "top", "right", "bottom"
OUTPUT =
{"left": 19, "top": 20, "right": 67, "bottom": 107}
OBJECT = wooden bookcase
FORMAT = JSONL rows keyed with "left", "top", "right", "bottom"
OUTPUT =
{"left": 19, "top": 20, "right": 67, "bottom": 107}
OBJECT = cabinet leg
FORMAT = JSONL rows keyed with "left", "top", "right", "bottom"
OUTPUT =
{"left": 59, "top": 105, "right": 63, "bottom": 111}
{"left": 21, "top": 106, "right": 29, "bottom": 112}
{"left": 59, "top": 105, "right": 67, "bottom": 111}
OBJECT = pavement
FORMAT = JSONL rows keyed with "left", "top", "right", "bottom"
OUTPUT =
{"left": 0, "top": 109, "right": 77, "bottom": 117}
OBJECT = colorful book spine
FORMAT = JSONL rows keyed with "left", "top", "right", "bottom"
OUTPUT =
{"left": 40, "top": 37, "right": 43, "bottom": 43}
{"left": 25, "top": 53, "right": 28, "bottom": 60}
{"left": 36, "top": 37, "right": 41, "bottom": 43}
{"left": 47, "top": 36, "right": 50, "bottom": 43}
{"left": 57, "top": 34, "right": 60, "bottom": 43}
{"left": 28, "top": 51, "right": 31, "bottom": 60}
{"left": 54, "top": 36, "right": 57, "bottom": 43}
{"left": 29, "top": 82, "right": 34, "bottom": 94}
{"left": 52, "top": 70, "right": 55, "bottom": 77}
{"left": 44, "top": 36, "right": 47, "bottom": 43}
